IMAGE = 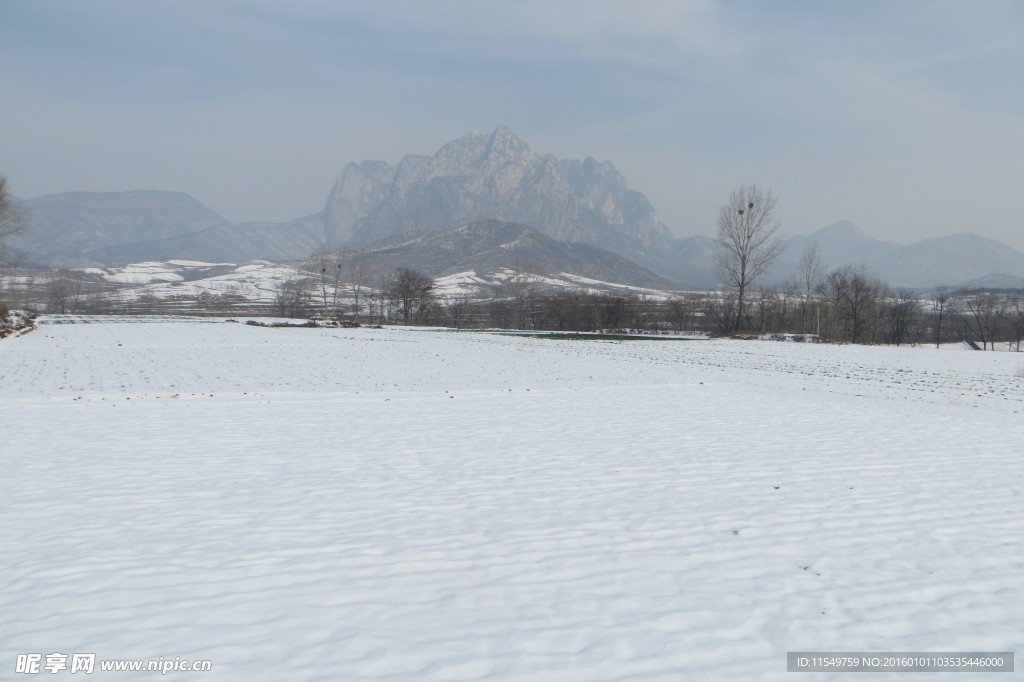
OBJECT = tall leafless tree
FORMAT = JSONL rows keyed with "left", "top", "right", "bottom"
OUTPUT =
{"left": 1008, "top": 296, "right": 1024, "bottom": 352}
{"left": 928, "top": 285, "right": 955, "bottom": 348}
{"left": 348, "top": 251, "right": 370, "bottom": 320}
{"left": 0, "top": 174, "right": 25, "bottom": 267}
{"left": 312, "top": 249, "right": 346, "bottom": 319}
{"left": 367, "top": 273, "right": 391, "bottom": 325}
{"left": 715, "top": 185, "right": 785, "bottom": 332}
{"left": 794, "top": 241, "right": 823, "bottom": 334}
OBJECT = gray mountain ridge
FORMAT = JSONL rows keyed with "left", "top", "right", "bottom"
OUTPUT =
{"left": 17, "top": 190, "right": 229, "bottom": 266}
{"left": 770, "top": 221, "right": 1024, "bottom": 289}
{"left": 12, "top": 127, "right": 1024, "bottom": 290}
{"left": 356, "top": 219, "right": 684, "bottom": 291}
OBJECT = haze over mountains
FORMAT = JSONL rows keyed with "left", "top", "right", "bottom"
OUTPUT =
{"left": 15, "top": 126, "right": 1024, "bottom": 290}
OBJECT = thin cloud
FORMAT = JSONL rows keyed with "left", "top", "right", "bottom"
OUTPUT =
{"left": 1, "top": 0, "right": 1022, "bottom": 248}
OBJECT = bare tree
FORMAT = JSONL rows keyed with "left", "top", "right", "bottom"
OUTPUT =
{"left": 885, "top": 287, "right": 921, "bottom": 347}
{"left": 960, "top": 290, "right": 1004, "bottom": 350}
{"left": 312, "top": 249, "right": 346, "bottom": 319}
{"left": 47, "top": 276, "right": 72, "bottom": 314}
{"left": 628, "top": 294, "right": 655, "bottom": 331}
{"left": 445, "top": 295, "right": 472, "bottom": 329}
{"left": 751, "top": 287, "right": 774, "bottom": 333}
{"left": 540, "top": 292, "right": 581, "bottom": 331}
{"left": 274, "top": 278, "right": 312, "bottom": 318}
{"left": 928, "top": 285, "right": 955, "bottom": 348}
{"left": 348, "top": 251, "right": 370, "bottom": 320}
{"left": 367, "top": 272, "right": 391, "bottom": 325}
{"left": 502, "top": 262, "right": 540, "bottom": 329}
{"left": 46, "top": 270, "right": 90, "bottom": 314}
{"left": 715, "top": 185, "right": 785, "bottom": 331}
{"left": 778, "top": 281, "right": 799, "bottom": 332}
{"left": 703, "top": 293, "right": 740, "bottom": 337}
{"left": 1008, "top": 296, "right": 1024, "bottom": 352}
{"left": 794, "top": 241, "right": 823, "bottom": 334}
{"left": 387, "top": 268, "right": 434, "bottom": 325}
{"left": 666, "top": 296, "right": 696, "bottom": 332}
{"left": 0, "top": 174, "right": 26, "bottom": 267}
{"left": 818, "top": 266, "right": 886, "bottom": 343}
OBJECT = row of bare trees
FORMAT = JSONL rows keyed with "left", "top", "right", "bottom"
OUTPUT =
{"left": 370, "top": 265, "right": 1024, "bottom": 350}
{"left": 7, "top": 256, "right": 1024, "bottom": 349}
{"left": 709, "top": 184, "right": 1024, "bottom": 348}
{"left": 271, "top": 263, "right": 435, "bottom": 325}
{"left": 695, "top": 277, "right": 1024, "bottom": 349}
{"left": 0, "top": 173, "right": 25, "bottom": 327}
{"left": 0, "top": 269, "right": 122, "bottom": 315}
{"left": 0, "top": 175, "right": 23, "bottom": 270}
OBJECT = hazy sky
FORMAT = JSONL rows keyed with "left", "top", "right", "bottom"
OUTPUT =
{"left": 2, "top": 0, "right": 1023, "bottom": 249}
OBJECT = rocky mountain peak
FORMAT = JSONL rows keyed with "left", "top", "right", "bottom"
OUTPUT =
{"left": 430, "top": 131, "right": 487, "bottom": 175}
{"left": 426, "top": 125, "right": 536, "bottom": 178}
{"left": 484, "top": 125, "right": 534, "bottom": 163}
{"left": 322, "top": 126, "right": 674, "bottom": 263}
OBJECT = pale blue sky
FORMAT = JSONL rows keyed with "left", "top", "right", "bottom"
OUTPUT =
{"left": 2, "top": 0, "right": 1023, "bottom": 248}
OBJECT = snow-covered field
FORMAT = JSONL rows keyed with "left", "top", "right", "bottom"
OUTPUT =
{"left": 2, "top": 318, "right": 1022, "bottom": 681}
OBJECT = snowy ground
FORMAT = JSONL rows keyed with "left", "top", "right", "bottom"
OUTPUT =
{"left": 2, "top": 318, "right": 1022, "bottom": 681}
{"left": 431, "top": 269, "right": 674, "bottom": 298}
{"left": 63, "top": 259, "right": 679, "bottom": 304}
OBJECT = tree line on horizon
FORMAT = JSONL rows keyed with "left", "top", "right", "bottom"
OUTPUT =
{"left": 7, "top": 256, "right": 1021, "bottom": 351}
{"left": 2, "top": 176, "right": 1024, "bottom": 350}
{"left": 225, "top": 259, "right": 1024, "bottom": 350}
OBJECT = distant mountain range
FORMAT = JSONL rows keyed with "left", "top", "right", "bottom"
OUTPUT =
{"left": 16, "top": 190, "right": 326, "bottom": 268}
{"left": 13, "top": 126, "right": 1024, "bottom": 290}
{"left": 771, "top": 221, "right": 1024, "bottom": 289}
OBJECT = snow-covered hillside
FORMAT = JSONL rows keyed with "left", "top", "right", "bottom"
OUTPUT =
{"left": 78, "top": 260, "right": 679, "bottom": 305}
{"left": 2, "top": 319, "right": 1022, "bottom": 680}
{"left": 84, "top": 260, "right": 308, "bottom": 303}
